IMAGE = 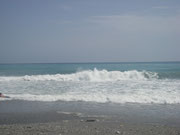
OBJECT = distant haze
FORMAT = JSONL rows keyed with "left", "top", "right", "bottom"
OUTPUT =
{"left": 0, "top": 0, "right": 180, "bottom": 63}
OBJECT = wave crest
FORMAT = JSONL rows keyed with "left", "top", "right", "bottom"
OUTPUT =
{"left": 0, "top": 69, "right": 158, "bottom": 82}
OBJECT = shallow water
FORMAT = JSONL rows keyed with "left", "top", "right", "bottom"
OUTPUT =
{"left": 1, "top": 100, "right": 180, "bottom": 126}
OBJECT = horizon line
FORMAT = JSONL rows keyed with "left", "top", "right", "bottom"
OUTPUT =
{"left": 0, "top": 60, "right": 180, "bottom": 64}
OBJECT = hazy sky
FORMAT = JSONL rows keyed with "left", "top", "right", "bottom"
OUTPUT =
{"left": 0, "top": 0, "right": 180, "bottom": 63}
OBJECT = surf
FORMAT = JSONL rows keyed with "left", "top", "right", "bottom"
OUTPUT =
{"left": 0, "top": 68, "right": 159, "bottom": 82}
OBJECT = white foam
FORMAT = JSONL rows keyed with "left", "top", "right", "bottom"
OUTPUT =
{"left": 0, "top": 69, "right": 158, "bottom": 82}
{"left": 1, "top": 69, "right": 179, "bottom": 105}
{"left": 4, "top": 90, "right": 180, "bottom": 104}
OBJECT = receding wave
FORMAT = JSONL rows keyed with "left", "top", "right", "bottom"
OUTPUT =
{"left": 0, "top": 68, "right": 158, "bottom": 82}
{"left": 1, "top": 92, "right": 180, "bottom": 104}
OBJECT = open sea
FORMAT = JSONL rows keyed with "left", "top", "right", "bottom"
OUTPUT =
{"left": 0, "top": 62, "right": 180, "bottom": 104}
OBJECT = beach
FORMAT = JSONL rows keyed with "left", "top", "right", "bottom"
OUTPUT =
{"left": 1, "top": 63, "right": 180, "bottom": 134}
{"left": 1, "top": 100, "right": 180, "bottom": 135}
{"left": 1, "top": 0, "right": 180, "bottom": 133}
{"left": 1, "top": 119, "right": 180, "bottom": 135}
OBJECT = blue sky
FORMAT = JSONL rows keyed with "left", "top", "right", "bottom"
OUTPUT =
{"left": 0, "top": 0, "right": 180, "bottom": 63}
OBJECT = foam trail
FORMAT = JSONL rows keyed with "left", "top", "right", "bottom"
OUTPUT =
{"left": 0, "top": 69, "right": 158, "bottom": 82}
{"left": 2, "top": 69, "right": 179, "bottom": 105}
{"left": 1, "top": 78, "right": 180, "bottom": 104}
{"left": 2, "top": 92, "right": 180, "bottom": 104}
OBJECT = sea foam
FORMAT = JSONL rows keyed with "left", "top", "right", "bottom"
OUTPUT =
{"left": 1, "top": 69, "right": 179, "bottom": 105}
{"left": 0, "top": 68, "right": 158, "bottom": 82}
{"left": 3, "top": 89, "right": 180, "bottom": 104}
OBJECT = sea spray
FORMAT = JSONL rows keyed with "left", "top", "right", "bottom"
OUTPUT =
{"left": 0, "top": 67, "right": 180, "bottom": 104}
{"left": 0, "top": 68, "right": 158, "bottom": 82}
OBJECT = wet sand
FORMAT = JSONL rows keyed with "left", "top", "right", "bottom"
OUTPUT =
{"left": 0, "top": 100, "right": 180, "bottom": 135}
{"left": 0, "top": 116, "right": 180, "bottom": 135}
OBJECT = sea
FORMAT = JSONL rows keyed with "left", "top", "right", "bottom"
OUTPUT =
{"left": 0, "top": 62, "right": 180, "bottom": 105}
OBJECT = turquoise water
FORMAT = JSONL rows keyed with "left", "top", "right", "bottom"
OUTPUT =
{"left": 0, "top": 62, "right": 180, "bottom": 79}
{"left": 0, "top": 62, "right": 180, "bottom": 104}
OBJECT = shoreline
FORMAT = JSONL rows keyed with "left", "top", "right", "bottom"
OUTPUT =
{"left": 1, "top": 100, "right": 180, "bottom": 134}
{"left": 0, "top": 113, "right": 180, "bottom": 135}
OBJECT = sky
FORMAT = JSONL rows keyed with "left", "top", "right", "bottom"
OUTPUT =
{"left": 0, "top": 0, "right": 180, "bottom": 63}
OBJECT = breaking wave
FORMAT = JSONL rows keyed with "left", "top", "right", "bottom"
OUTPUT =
{"left": 0, "top": 68, "right": 180, "bottom": 105}
{"left": 0, "top": 68, "right": 158, "bottom": 82}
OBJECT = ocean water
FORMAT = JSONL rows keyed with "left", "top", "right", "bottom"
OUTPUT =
{"left": 0, "top": 62, "right": 180, "bottom": 104}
